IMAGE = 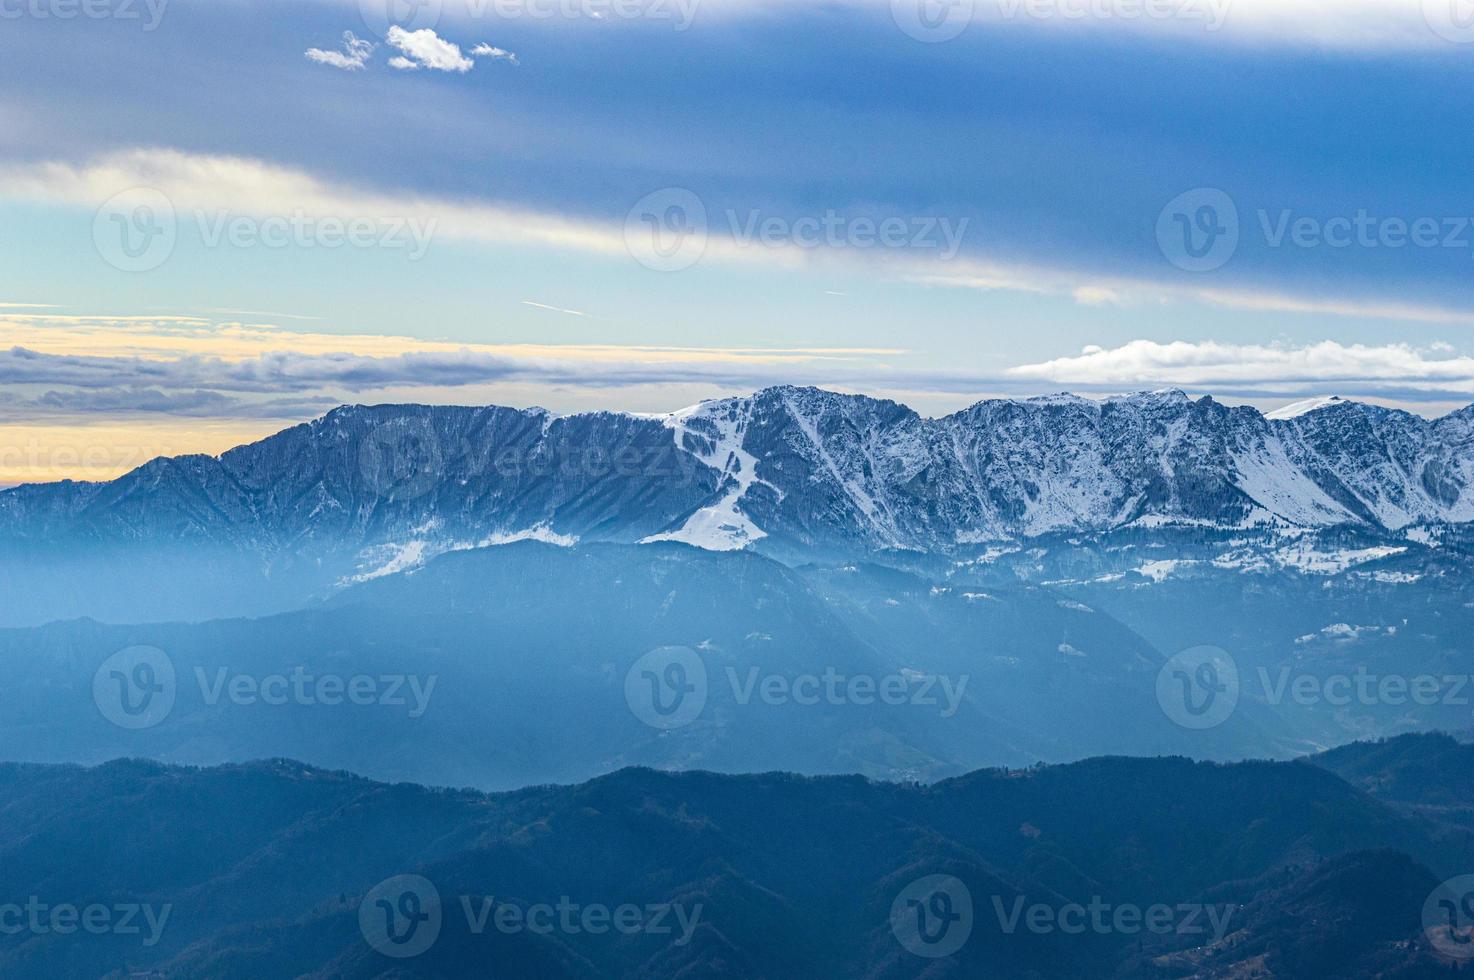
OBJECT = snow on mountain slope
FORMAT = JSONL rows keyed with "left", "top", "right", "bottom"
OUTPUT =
{"left": 6, "top": 386, "right": 1474, "bottom": 556}
{"left": 641, "top": 396, "right": 771, "bottom": 551}
{"left": 1266, "top": 395, "right": 1349, "bottom": 420}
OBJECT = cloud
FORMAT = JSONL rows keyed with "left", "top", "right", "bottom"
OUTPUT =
{"left": 306, "top": 32, "right": 376, "bottom": 71}
{"left": 918, "top": 263, "right": 1474, "bottom": 329}
{"left": 471, "top": 43, "right": 519, "bottom": 65}
{"left": 1007, "top": 340, "right": 1474, "bottom": 401}
{"left": 30, "top": 387, "right": 312, "bottom": 419}
{"left": 11, "top": 147, "right": 1474, "bottom": 334}
{"left": 705, "top": 0, "right": 1445, "bottom": 49}
{"left": 386, "top": 27, "right": 474, "bottom": 73}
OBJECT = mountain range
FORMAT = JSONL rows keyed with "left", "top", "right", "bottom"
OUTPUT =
{"left": 4, "top": 386, "right": 1474, "bottom": 626}
{"left": 0, "top": 733, "right": 1468, "bottom": 979}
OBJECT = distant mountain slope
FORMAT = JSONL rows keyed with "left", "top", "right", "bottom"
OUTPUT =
{"left": 1312, "top": 732, "right": 1474, "bottom": 809}
{"left": 0, "top": 746, "right": 1464, "bottom": 979}
{"left": 0, "top": 541, "right": 1282, "bottom": 790}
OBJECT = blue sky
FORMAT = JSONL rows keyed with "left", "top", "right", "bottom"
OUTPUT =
{"left": 4, "top": 0, "right": 1474, "bottom": 478}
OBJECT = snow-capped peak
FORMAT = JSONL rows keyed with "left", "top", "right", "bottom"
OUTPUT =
{"left": 1267, "top": 395, "right": 1349, "bottom": 421}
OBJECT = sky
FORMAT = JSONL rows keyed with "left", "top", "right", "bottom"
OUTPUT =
{"left": 4, "top": 0, "right": 1474, "bottom": 482}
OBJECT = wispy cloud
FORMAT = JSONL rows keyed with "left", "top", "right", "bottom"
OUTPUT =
{"left": 204, "top": 308, "right": 326, "bottom": 322}
{"left": 11, "top": 147, "right": 1474, "bottom": 334}
{"left": 306, "top": 31, "right": 376, "bottom": 71}
{"left": 471, "top": 43, "right": 519, "bottom": 65}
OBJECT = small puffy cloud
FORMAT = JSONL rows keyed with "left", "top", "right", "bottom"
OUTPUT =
{"left": 471, "top": 43, "right": 519, "bottom": 65}
{"left": 306, "top": 32, "right": 375, "bottom": 71}
{"left": 387, "top": 26, "right": 473, "bottom": 73}
{"left": 388, "top": 56, "right": 419, "bottom": 71}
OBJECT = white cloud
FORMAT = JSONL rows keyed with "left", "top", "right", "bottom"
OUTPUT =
{"left": 388, "top": 56, "right": 419, "bottom": 71}
{"left": 471, "top": 43, "right": 519, "bottom": 64}
{"left": 306, "top": 31, "right": 376, "bottom": 71}
{"left": 1008, "top": 339, "right": 1474, "bottom": 398}
{"left": 386, "top": 26, "right": 474, "bottom": 73}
